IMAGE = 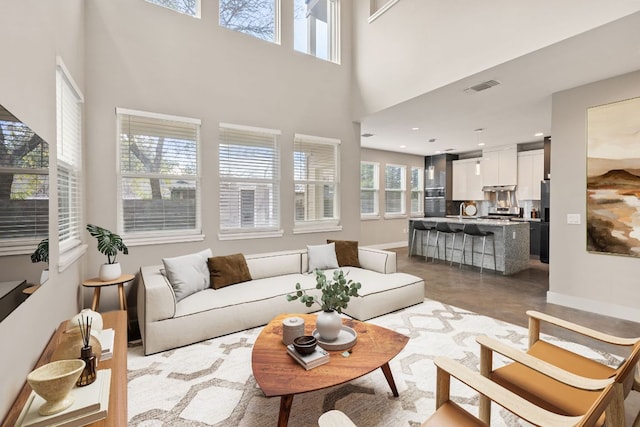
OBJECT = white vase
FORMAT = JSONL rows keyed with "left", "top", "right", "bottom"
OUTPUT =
{"left": 316, "top": 310, "right": 342, "bottom": 341}
{"left": 99, "top": 263, "right": 121, "bottom": 281}
{"left": 69, "top": 308, "right": 103, "bottom": 333}
{"left": 40, "top": 269, "right": 49, "bottom": 284}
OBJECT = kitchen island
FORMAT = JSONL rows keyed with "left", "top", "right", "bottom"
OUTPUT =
{"left": 408, "top": 218, "right": 530, "bottom": 275}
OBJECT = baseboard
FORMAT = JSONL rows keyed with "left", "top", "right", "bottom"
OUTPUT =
{"left": 363, "top": 241, "right": 407, "bottom": 250}
{"left": 546, "top": 291, "right": 640, "bottom": 323}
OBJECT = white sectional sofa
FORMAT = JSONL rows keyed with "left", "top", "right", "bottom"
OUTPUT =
{"left": 137, "top": 247, "right": 424, "bottom": 355}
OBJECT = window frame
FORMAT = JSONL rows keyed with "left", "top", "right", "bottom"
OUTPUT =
{"left": 116, "top": 108, "right": 203, "bottom": 246}
{"left": 360, "top": 161, "right": 380, "bottom": 219}
{"left": 384, "top": 163, "right": 406, "bottom": 218}
{"left": 410, "top": 166, "right": 424, "bottom": 216}
{"left": 368, "top": 0, "right": 400, "bottom": 23}
{"left": 218, "top": 122, "right": 283, "bottom": 240}
{"left": 293, "top": 0, "right": 341, "bottom": 63}
{"left": 292, "top": 133, "right": 341, "bottom": 234}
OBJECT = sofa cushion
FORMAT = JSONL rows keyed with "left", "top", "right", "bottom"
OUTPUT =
{"left": 162, "top": 248, "right": 212, "bottom": 302}
{"left": 327, "top": 240, "right": 360, "bottom": 267}
{"left": 208, "top": 253, "right": 252, "bottom": 289}
{"left": 307, "top": 243, "right": 339, "bottom": 272}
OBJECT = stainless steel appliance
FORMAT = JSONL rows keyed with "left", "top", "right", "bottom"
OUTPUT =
{"left": 540, "top": 179, "right": 550, "bottom": 263}
{"left": 483, "top": 184, "right": 520, "bottom": 216}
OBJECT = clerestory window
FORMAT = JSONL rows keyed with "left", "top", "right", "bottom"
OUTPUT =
{"left": 294, "top": 0, "right": 340, "bottom": 63}
{"left": 219, "top": 0, "right": 280, "bottom": 44}
{"left": 145, "top": 0, "right": 201, "bottom": 18}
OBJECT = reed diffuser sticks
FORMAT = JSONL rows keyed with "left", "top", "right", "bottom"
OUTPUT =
{"left": 77, "top": 315, "right": 97, "bottom": 386}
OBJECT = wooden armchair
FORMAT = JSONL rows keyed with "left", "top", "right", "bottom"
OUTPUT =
{"left": 477, "top": 310, "right": 640, "bottom": 426}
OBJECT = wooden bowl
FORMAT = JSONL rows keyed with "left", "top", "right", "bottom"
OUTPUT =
{"left": 293, "top": 335, "right": 317, "bottom": 355}
{"left": 26, "top": 359, "right": 86, "bottom": 415}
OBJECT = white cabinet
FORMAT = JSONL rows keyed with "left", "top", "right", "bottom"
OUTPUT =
{"left": 452, "top": 158, "right": 484, "bottom": 200}
{"left": 517, "top": 149, "right": 544, "bottom": 200}
{"left": 482, "top": 145, "right": 517, "bottom": 186}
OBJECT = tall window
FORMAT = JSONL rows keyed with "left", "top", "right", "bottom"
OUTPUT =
{"left": 294, "top": 134, "right": 340, "bottom": 231}
{"left": 117, "top": 109, "right": 201, "bottom": 241}
{"left": 145, "top": 0, "right": 200, "bottom": 17}
{"left": 294, "top": 0, "right": 340, "bottom": 63}
{"left": 385, "top": 164, "right": 405, "bottom": 215}
{"left": 360, "top": 162, "right": 378, "bottom": 217}
{"left": 57, "top": 60, "right": 83, "bottom": 254}
{"left": 220, "top": 0, "right": 279, "bottom": 43}
{"left": 219, "top": 123, "right": 280, "bottom": 237}
{"left": 0, "top": 106, "right": 49, "bottom": 248}
{"left": 410, "top": 166, "right": 423, "bottom": 215}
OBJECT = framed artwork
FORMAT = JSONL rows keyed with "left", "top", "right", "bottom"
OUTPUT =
{"left": 587, "top": 96, "right": 640, "bottom": 256}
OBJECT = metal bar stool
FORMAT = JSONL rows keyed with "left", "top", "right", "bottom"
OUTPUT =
{"left": 428, "top": 222, "right": 462, "bottom": 266}
{"left": 409, "top": 221, "right": 434, "bottom": 260}
{"left": 460, "top": 223, "right": 496, "bottom": 273}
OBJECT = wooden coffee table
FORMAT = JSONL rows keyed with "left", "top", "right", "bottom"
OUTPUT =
{"left": 251, "top": 313, "right": 409, "bottom": 426}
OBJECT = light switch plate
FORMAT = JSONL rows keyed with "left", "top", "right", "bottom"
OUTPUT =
{"left": 567, "top": 213, "right": 581, "bottom": 225}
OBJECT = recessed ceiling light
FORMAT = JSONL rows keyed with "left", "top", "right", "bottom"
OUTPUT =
{"left": 399, "top": 145, "right": 407, "bottom": 148}
{"left": 534, "top": 132, "right": 544, "bottom": 137}
{"left": 435, "top": 150, "right": 441, "bottom": 154}
{"left": 478, "top": 142, "right": 485, "bottom": 146}
{"left": 411, "top": 127, "right": 419, "bottom": 131}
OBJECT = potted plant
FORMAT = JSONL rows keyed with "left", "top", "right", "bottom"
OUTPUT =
{"left": 30, "top": 238, "right": 49, "bottom": 284}
{"left": 86, "top": 224, "right": 128, "bottom": 281}
{"left": 287, "top": 269, "right": 361, "bottom": 341}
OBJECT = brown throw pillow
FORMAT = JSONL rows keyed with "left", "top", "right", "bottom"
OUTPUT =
{"left": 208, "top": 253, "right": 252, "bottom": 290}
{"left": 327, "top": 240, "right": 360, "bottom": 267}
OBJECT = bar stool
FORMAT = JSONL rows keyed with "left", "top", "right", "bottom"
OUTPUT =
{"left": 410, "top": 221, "right": 434, "bottom": 260}
{"left": 429, "top": 222, "right": 462, "bottom": 266}
{"left": 460, "top": 223, "right": 496, "bottom": 273}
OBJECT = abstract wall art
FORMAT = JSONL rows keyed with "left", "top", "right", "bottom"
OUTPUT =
{"left": 587, "top": 96, "right": 640, "bottom": 256}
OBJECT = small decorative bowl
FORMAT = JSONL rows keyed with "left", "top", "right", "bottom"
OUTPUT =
{"left": 293, "top": 335, "right": 317, "bottom": 355}
{"left": 27, "top": 359, "right": 86, "bottom": 415}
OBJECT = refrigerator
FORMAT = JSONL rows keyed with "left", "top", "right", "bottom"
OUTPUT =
{"left": 540, "top": 179, "right": 550, "bottom": 263}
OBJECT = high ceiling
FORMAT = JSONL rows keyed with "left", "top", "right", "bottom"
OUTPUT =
{"left": 360, "top": 11, "right": 640, "bottom": 157}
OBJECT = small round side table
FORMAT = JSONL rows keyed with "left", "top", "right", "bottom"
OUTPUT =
{"left": 82, "top": 273, "right": 135, "bottom": 314}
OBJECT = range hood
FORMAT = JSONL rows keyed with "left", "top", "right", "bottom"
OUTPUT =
{"left": 482, "top": 185, "right": 516, "bottom": 192}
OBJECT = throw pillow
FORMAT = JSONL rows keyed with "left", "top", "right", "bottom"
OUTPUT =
{"left": 307, "top": 242, "right": 339, "bottom": 272}
{"left": 162, "top": 248, "right": 213, "bottom": 302}
{"left": 208, "top": 253, "right": 252, "bottom": 290}
{"left": 327, "top": 239, "right": 361, "bottom": 267}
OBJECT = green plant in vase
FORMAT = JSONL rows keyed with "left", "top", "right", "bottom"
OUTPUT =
{"left": 30, "top": 238, "right": 49, "bottom": 284}
{"left": 287, "top": 269, "right": 362, "bottom": 341}
{"left": 86, "top": 224, "right": 128, "bottom": 281}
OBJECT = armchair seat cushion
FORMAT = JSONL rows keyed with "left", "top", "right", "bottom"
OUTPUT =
{"left": 421, "top": 401, "right": 488, "bottom": 427}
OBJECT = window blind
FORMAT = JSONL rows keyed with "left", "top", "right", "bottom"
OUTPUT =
{"left": 360, "top": 162, "right": 378, "bottom": 216}
{"left": 117, "top": 109, "right": 200, "bottom": 236}
{"left": 219, "top": 124, "right": 280, "bottom": 233}
{"left": 385, "top": 164, "right": 405, "bottom": 214}
{"left": 57, "top": 65, "right": 83, "bottom": 252}
{"left": 293, "top": 134, "right": 339, "bottom": 225}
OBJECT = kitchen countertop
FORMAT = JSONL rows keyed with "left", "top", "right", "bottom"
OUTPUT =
{"left": 418, "top": 217, "right": 530, "bottom": 226}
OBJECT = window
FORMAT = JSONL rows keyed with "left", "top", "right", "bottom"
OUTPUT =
{"left": 294, "top": 0, "right": 340, "bottom": 62}
{"left": 57, "top": 60, "right": 83, "bottom": 254}
{"left": 385, "top": 164, "right": 405, "bottom": 216}
{"left": 360, "top": 162, "right": 378, "bottom": 218}
{"left": 220, "top": 0, "right": 279, "bottom": 43}
{"left": 117, "top": 109, "right": 201, "bottom": 242}
{"left": 219, "top": 123, "right": 281, "bottom": 238}
{"left": 293, "top": 134, "right": 340, "bottom": 232}
{"left": 145, "top": 0, "right": 200, "bottom": 17}
{"left": 410, "top": 166, "right": 423, "bottom": 215}
{"left": 0, "top": 106, "right": 49, "bottom": 249}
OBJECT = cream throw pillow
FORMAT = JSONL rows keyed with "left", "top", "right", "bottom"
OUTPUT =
{"left": 307, "top": 243, "right": 339, "bottom": 272}
{"left": 162, "top": 248, "right": 213, "bottom": 302}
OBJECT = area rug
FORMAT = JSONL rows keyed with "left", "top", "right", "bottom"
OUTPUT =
{"left": 126, "top": 300, "right": 622, "bottom": 426}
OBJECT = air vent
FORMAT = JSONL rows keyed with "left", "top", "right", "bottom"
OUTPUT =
{"left": 361, "top": 133, "right": 375, "bottom": 138}
{"left": 464, "top": 80, "right": 501, "bottom": 93}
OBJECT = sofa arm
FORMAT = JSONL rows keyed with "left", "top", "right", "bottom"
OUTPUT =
{"left": 139, "top": 265, "right": 176, "bottom": 323}
{"left": 358, "top": 247, "right": 396, "bottom": 274}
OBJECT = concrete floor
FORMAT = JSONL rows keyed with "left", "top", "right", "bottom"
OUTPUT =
{"left": 396, "top": 247, "right": 640, "bottom": 355}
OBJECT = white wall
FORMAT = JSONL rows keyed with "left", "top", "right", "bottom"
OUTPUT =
{"left": 549, "top": 69, "right": 640, "bottom": 322}
{"left": 83, "top": 0, "right": 358, "bottom": 309}
{"left": 0, "top": 0, "right": 85, "bottom": 420}
{"left": 351, "top": 0, "right": 640, "bottom": 117}
{"left": 360, "top": 148, "right": 424, "bottom": 247}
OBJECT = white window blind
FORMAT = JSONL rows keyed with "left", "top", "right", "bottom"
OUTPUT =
{"left": 219, "top": 124, "right": 280, "bottom": 234}
{"left": 0, "top": 106, "right": 49, "bottom": 245}
{"left": 385, "top": 164, "right": 405, "bottom": 215}
{"left": 294, "top": 134, "right": 339, "bottom": 228}
{"left": 117, "top": 109, "right": 201, "bottom": 238}
{"left": 56, "top": 62, "right": 83, "bottom": 253}
{"left": 360, "top": 162, "right": 378, "bottom": 216}
{"left": 410, "top": 166, "right": 423, "bottom": 214}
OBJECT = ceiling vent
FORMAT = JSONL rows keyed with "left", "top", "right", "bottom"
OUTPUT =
{"left": 361, "top": 133, "right": 375, "bottom": 138}
{"left": 464, "top": 80, "right": 501, "bottom": 93}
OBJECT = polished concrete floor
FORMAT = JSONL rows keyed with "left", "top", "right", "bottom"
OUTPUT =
{"left": 395, "top": 246, "right": 640, "bottom": 355}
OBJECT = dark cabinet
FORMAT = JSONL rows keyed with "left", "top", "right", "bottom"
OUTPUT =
{"left": 424, "top": 154, "right": 457, "bottom": 217}
{"left": 529, "top": 221, "right": 541, "bottom": 257}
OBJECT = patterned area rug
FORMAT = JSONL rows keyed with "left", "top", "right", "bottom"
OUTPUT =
{"left": 127, "top": 300, "right": 623, "bottom": 426}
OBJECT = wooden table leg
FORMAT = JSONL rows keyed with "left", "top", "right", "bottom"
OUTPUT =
{"left": 91, "top": 288, "right": 101, "bottom": 311}
{"left": 380, "top": 362, "right": 400, "bottom": 397}
{"left": 278, "top": 395, "right": 294, "bottom": 427}
{"left": 117, "top": 284, "right": 126, "bottom": 311}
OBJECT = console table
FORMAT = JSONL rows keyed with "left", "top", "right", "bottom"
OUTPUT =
{"left": 1, "top": 310, "right": 128, "bottom": 427}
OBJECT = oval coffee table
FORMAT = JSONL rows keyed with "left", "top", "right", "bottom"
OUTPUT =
{"left": 251, "top": 313, "right": 409, "bottom": 426}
